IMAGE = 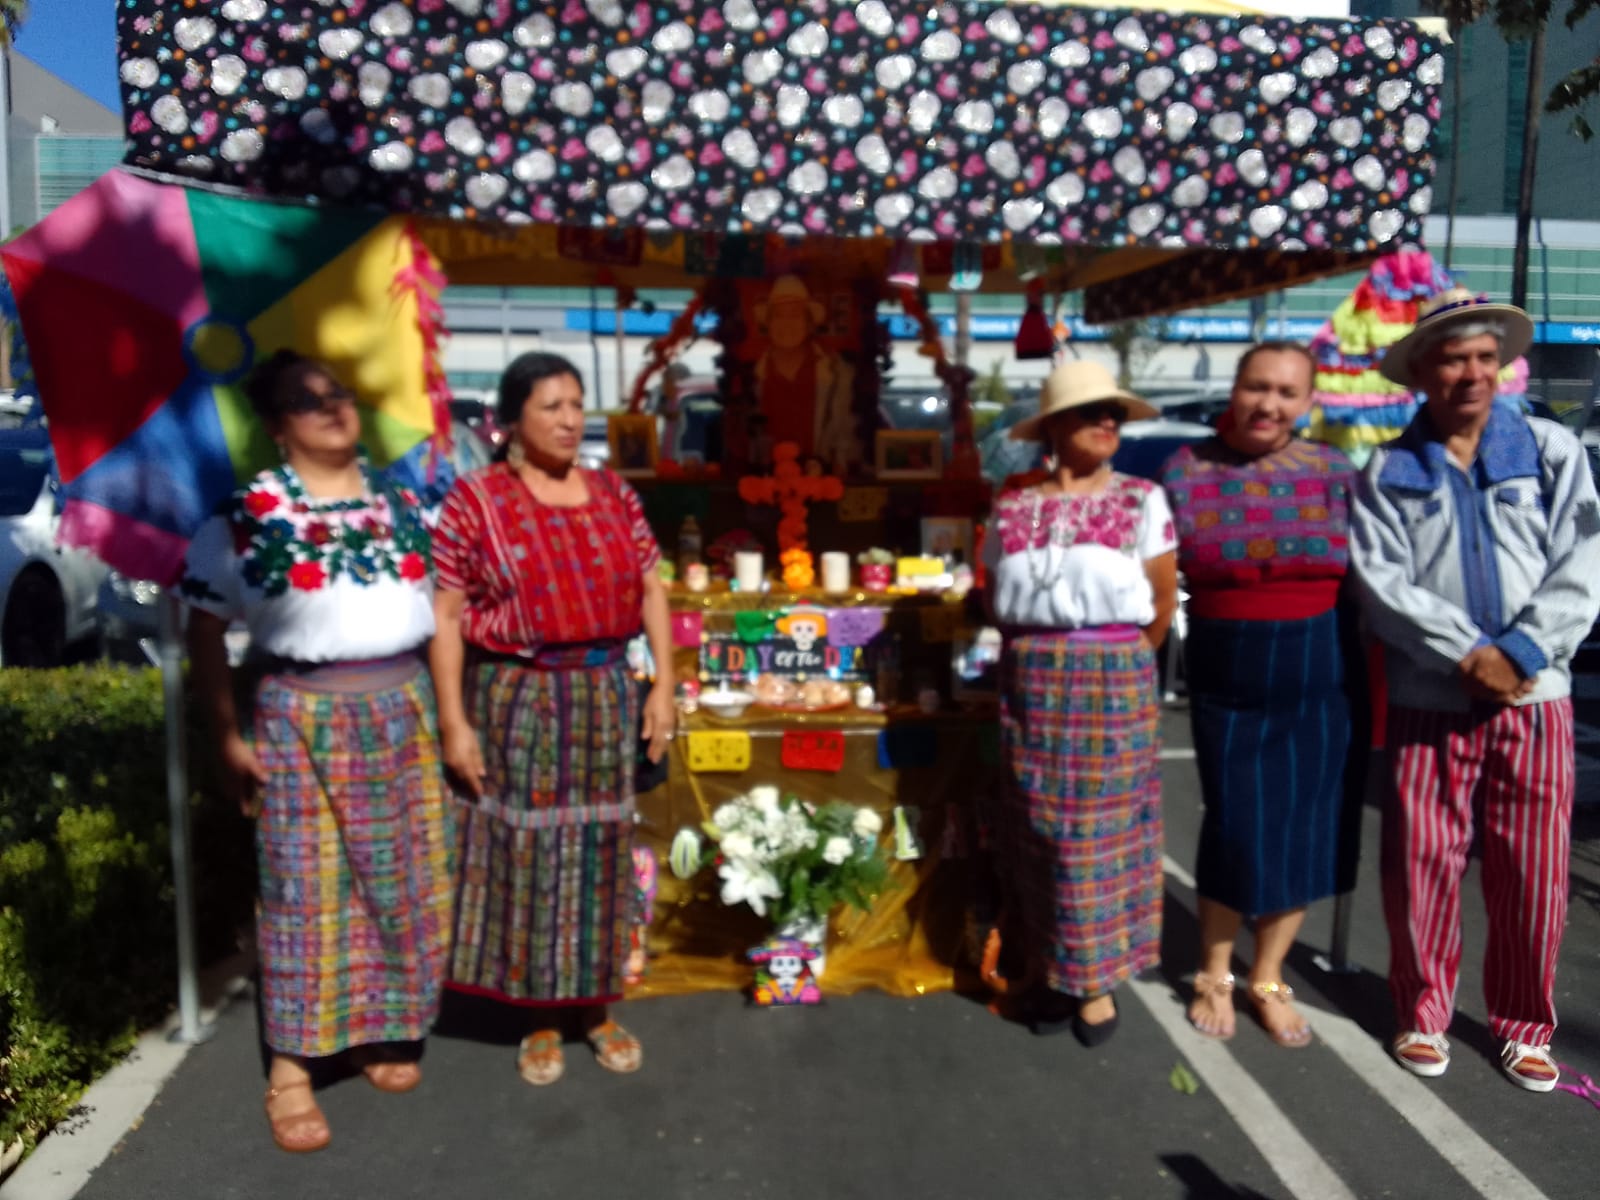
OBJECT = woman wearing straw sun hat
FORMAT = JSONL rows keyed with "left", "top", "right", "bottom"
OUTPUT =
{"left": 982, "top": 360, "right": 1179, "bottom": 1045}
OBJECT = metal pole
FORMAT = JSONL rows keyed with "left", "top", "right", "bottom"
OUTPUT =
{"left": 589, "top": 284, "right": 605, "bottom": 409}
{"left": 160, "top": 591, "right": 212, "bottom": 1044}
{"left": 0, "top": 49, "right": 12, "bottom": 236}
{"left": 954, "top": 293, "right": 972, "bottom": 368}
{"left": 1313, "top": 893, "right": 1358, "bottom": 975}
{"left": 615, "top": 289, "right": 627, "bottom": 409}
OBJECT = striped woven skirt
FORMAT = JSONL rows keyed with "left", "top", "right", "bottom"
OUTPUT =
{"left": 447, "top": 651, "right": 638, "bottom": 1006}
{"left": 250, "top": 656, "right": 454, "bottom": 1058}
{"left": 1188, "top": 608, "right": 1357, "bottom": 916}
{"left": 997, "top": 628, "right": 1163, "bottom": 997}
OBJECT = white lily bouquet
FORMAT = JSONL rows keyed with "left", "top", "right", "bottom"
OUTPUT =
{"left": 670, "top": 785, "right": 893, "bottom": 932}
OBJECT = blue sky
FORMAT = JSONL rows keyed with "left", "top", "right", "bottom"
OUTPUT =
{"left": 14, "top": 0, "right": 121, "bottom": 114}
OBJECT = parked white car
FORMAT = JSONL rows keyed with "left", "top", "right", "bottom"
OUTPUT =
{"left": 0, "top": 425, "right": 106, "bottom": 667}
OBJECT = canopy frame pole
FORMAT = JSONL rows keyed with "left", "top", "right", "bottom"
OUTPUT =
{"left": 1312, "top": 893, "right": 1358, "bottom": 975}
{"left": 161, "top": 591, "right": 213, "bottom": 1044}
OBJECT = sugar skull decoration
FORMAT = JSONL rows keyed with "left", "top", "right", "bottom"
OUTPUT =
{"left": 775, "top": 607, "right": 829, "bottom": 653}
{"left": 749, "top": 936, "right": 823, "bottom": 1007}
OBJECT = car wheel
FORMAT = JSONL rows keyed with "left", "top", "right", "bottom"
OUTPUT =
{"left": 1, "top": 566, "right": 67, "bottom": 668}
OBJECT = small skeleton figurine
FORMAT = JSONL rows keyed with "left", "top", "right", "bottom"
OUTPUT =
{"left": 749, "top": 936, "right": 822, "bottom": 1006}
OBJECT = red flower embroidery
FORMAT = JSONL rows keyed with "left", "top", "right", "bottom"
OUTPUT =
{"left": 305, "top": 521, "right": 334, "bottom": 546}
{"left": 288, "top": 561, "right": 327, "bottom": 591}
{"left": 243, "top": 490, "right": 280, "bottom": 517}
{"left": 399, "top": 552, "right": 427, "bottom": 582}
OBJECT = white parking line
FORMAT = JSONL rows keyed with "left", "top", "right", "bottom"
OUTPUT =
{"left": 1301, "top": 1007, "right": 1550, "bottom": 1200}
{"left": 1125, "top": 976, "right": 1360, "bottom": 1200}
{"left": 1156, "top": 862, "right": 1552, "bottom": 1200}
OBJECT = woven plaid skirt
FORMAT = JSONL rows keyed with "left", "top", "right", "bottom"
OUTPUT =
{"left": 447, "top": 652, "right": 638, "bottom": 1006}
{"left": 251, "top": 657, "right": 454, "bottom": 1058}
{"left": 997, "top": 628, "right": 1163, "bottom": 997}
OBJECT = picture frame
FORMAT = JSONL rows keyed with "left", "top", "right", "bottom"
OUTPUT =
{"left": 873, "top": 430, "right": 943, "bottom": 481}
{"left": 920, "top": 516, "right": 975, "bottom": 567}
{"left": 607, "top": 412, "right": 658, "bottom": 477}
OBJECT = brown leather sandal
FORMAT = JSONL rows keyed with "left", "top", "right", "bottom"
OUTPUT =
{"left": 264, "top": 1079, "right": 330, "bottom": 1154}
{"left": 361, "top": 1061, "right": 422, "bottom": 1093}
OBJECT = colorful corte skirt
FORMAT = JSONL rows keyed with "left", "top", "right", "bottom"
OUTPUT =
{"left": 447, "top": 648, "right": 638, "bottom": 1006}
{"left": 997, "top": 627, "right": 1163, "bottom": 998}
{"left": 1188, "top": 608, "right": 1359, "bottom": 916}
{"left": 250, "top": 654, "right": 454, "bottom": 1058}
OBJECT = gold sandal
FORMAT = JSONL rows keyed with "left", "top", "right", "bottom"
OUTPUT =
{"left": 1246, "top": 980, "right": 1313, "bottom": 1048}
{"left": 264, "top": 1079, "right": 330, "bottom": 1154}
{"left": 1187, "top": 971, "right": 1237, "bottom": 1040}
{"left": 586, "top": 1020, "right": 643, "bottom": 1074}
{"left": 516, "top": 1030, "right": 566, "bottom": 1086}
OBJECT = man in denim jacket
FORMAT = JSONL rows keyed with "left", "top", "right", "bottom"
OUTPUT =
{"left": 1350, "top": 288, "right": 1600, "bottom": 1093}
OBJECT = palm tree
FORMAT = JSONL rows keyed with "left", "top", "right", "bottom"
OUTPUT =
{"left": 1424, "top": 1, "right": 1491, "bottom": 270}
{"left": 1497, "top": 1, "right": 1550, "bottom": 311}
{"left": 0, "top": 1, "right": 26, "bottom": 47}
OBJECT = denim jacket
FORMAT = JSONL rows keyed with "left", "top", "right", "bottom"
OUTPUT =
{"left": 1350, "top": 406, "right": 1600, "bottom": 712}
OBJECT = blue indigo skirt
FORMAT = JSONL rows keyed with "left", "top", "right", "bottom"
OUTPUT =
{"left": 1188, "top": 608, "right": 1360, "bottom": 916}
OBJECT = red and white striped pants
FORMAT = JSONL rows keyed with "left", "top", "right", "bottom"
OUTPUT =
{"left": 1381, "top": 700, "right": 1574, "bottom": 1047}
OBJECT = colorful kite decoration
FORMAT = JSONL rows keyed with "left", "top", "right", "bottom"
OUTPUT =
{"left": 1308, "top": 251, "right": 1528, "bottom": 467}
{"left": 0, "top": 169, "right": 446, "bottom": 584}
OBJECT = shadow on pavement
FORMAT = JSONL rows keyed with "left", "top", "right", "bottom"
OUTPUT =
{"left": 1160, "top": 1153, "right": 1279, "bottom": 1200}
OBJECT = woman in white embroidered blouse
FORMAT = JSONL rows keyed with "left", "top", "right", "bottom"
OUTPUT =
{"left": 180, "top": 352, "right": 453, "bottom": 1154}
{"left": 983, "top": 361, "right": 1178, "bottom": 1045}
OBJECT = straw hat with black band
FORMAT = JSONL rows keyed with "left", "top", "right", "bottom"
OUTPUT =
{"left": 1378, "top": 287, "right": 1534, "bottom": 390}
{"left": 1008, "top": 360, "right": 1159, "bottom": 442}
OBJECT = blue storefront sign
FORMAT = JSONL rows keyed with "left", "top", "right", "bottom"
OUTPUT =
{"left": 565, "top": 308, "right": 1600, "bottom": 347}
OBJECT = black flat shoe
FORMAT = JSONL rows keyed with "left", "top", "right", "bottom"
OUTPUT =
{"left": 1072, "top": 1001, "right": 1120, "bottom": 1048}
{"left": 1018, "top": 988, "right": 1076, "bottom": 1037}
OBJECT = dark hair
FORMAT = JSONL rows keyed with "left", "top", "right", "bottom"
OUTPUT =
{"left": 496, "top": 351, "right": 584, "bottom": 427}
{"left": 1234, "top": 340, "right": 1315, "bottom": 386}
{"left": 243, "top": 349, "right": 321, "bottom": 423}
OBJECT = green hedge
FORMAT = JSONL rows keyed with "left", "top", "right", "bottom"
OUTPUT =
{"left": 0, "top": 666, "right": 254, "bottom": 1157}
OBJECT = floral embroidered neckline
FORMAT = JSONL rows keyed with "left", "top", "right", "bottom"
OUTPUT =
{"left": 228, "top": 461, "right": 431, "bottom": 598}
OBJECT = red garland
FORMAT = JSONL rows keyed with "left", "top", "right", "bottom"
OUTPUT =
{"left": 629, "top": 294, "right": 706, "bottom": 413}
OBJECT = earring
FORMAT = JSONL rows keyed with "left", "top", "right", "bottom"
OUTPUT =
{"left": 506, "top": 440, "right": 526, "bottom": 468}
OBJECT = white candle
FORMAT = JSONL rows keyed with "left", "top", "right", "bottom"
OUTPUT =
{"left": 734, "top": 551, "right": 765, "bottom": 592}
{"left": 820, "top": 551, "right": 850, "bottom": 594}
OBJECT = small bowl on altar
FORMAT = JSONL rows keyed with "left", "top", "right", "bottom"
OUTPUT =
{"left": 700, "top": 689, "right": 755, "bottom": 719}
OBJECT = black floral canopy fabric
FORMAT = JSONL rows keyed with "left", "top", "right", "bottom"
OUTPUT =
{"left": 118, "top": 1, "right": 1444, "bottom": 309}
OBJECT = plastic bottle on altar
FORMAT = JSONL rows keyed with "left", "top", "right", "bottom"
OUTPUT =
{"left": 677, "top": 515, "right": 703, "bottom": 576}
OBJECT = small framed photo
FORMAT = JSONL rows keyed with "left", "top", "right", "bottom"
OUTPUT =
{"left": 921, "top": 516, "right": 974, "bottom": 566}
{"left": 874, "top": 430, "right": 943, "bottom": 480}
{"left": 607, "top": 413, "right": 658, "bottom": 477}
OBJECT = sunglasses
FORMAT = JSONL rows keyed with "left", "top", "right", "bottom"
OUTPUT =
{"left": 282, "top": 384, "right": 357, "bottom": 415}
{"left": 1071, "top": 401, "right": 1128, "bottom": 425}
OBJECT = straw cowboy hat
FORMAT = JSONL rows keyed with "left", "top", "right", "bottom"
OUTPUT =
{"left": 755, "top": 274, "right": 826, "bottom": 326}
{"left": 1379, "top": 287, "right": 1534, "bottom": 389}
{"left": 1008, "top": 360, "right": 1159, "bottom": 441}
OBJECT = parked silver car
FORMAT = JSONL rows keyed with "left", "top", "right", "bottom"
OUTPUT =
{"left": 0, "top": 425, "right": 106, "bottom": 667}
